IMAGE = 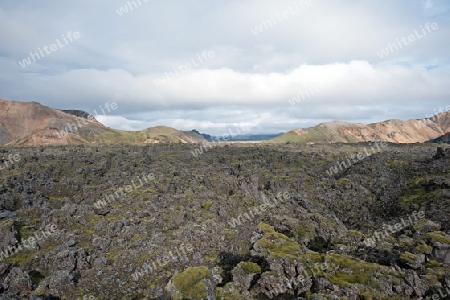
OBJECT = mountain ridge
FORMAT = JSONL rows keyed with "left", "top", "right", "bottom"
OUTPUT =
{"left": 0, "top": 99, "right": 205, "bottom": 146}
{"left": 269, "top": 111, "right": 450, "bottom": 144}
{"left": 2, "top": 98, "right": 450, "bottom": 146}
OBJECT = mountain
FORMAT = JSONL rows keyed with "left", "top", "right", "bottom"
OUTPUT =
{"left": 226, "top": 133, "right": 283, "bottom": 141}
{"left": 192, "top": 129, "right": 283, "bottom": 142}
{"left": 428, "top": 132, "right": 450, "bottom": 144}
{"left": 0, "top": 99, "right": 205, "bottom": 146}
{"left": 269, "top": 112, "right": 450, "bottom": 144}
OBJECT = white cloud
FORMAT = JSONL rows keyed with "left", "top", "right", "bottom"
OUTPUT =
{"left": 0, "top": 0, "right": 449, "bottom": 134}
{"left": 5, "top": 61, "right": 449, "bottom": 108}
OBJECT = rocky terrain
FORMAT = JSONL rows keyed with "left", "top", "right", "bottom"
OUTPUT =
{"left": 270, "top": 112, "right": 450, "bottom": 144}
{"left": 0, "top": 99, "right": 205, "bottom": 146}
{"left": 0, "top": 142, "right": 449, "bottom": 299}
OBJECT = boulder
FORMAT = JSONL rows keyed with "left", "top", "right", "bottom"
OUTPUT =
{"left": 3, "top": 267, "right": 33, "bottom": 293}
{"left": 164, "top": 266, "right": 215, "bottom": 300}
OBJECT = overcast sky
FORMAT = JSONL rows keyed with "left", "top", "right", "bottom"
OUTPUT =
{"left": 0, "top": 0, "right": 449, "bottom": 135}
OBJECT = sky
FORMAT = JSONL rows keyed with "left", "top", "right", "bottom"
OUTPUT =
{"left": 0, "top": 0, "right": 449, "bottom": 135}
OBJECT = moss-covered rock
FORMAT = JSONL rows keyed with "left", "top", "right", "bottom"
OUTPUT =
{"left": 253, "top": 222, "right": 303, "bottom": 260}
{"left": 412, "top": 219, "right": 441, "bottom": 233}
{"left": 215, "top": 283, "right": 252, "bottom": 300}
{"left": 399, "top": 252, "right": 424, "bottom": 270}
{"left": 231, "top": 262, "right": 261, "bottom": 293}
{"left": 237, "top": 262, "right": 261, "bottom": 274}
{"left": 165, "top": 266, "right": 213, "bottom": 300}
{"left": 325, "top": 253, "right": 381, "bottom": 286}
{"left": 415, "top": 243, "right": 433, "bottom": 255}
{"left": 426, "top": 231, "right": 450, "bottom": 244}
{"left": 201, "top": 201, "right": 213, "bottom": 211}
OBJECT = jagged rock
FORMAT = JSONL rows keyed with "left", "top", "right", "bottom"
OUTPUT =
{"left": 432, "top": 242, "right": 450, "bottom": 264}
{"left": 94, "top": 206, "right": 111, "bottom": 216}
{"left": 269, "top": 213, "right": 348, "bottom": 249}
{"left": 38, "top": 270, "right": 76, "bottom": 297}
{"left": 76, "top": 248, "right": 91, "bottom": 270}
{"left": 231, "top": 262, "right": 261, "bottom": 292}
{"left": 50, "top": 250, "right": 77, "bottom": 271}
{"left": 211, "top": 266, "right": 224, "bottom": 285}
{"left": 413, "top": 219, "right": 441, "bottom": 234}
{"left": 404, "top": 270, "right": 426, "bottom": 297}
{"left": 64, "top": 238, "right": 76, "bottom": 248}
{"left": 0, "top": 264, "right": 10, "bottom": 278}
{"left": 0, "top": 212, "right": 16, "bottom": 219}
{"left": 250, "top": 223, "right": 306, "bottom": 260}
{"left": 111, "top": 221, "right": 124, "bottom": 234}
{"left": 434, "top": 147, "right": 446, "bottom": 159}
{"left": 91, "top": 235, "right": 111, "bottom": 252}
{"left": 311, "top": 277, "right": 335, "bottom": 293}
{"left": 255, "top": 273, "right": 291, "bottom": 298}
{"left": 443, "top": 273, "right": 450, "bottom": 288}
{"left": 169, "top": 213, "right": 185, "bottom": 230}
{"left": 216, "top": 282, "right": 252, "bottom": 300}
{"left": 400, "top": 252, "right": 424, "bottom": 270}
{"left": 3, "top": 267, "right": 33, "bottom": 293}
{"left": 0, "top": 223, "right": 19, "bottom": 253}
{"left": 249, "top": 223, "right": 312, "bottom": 298}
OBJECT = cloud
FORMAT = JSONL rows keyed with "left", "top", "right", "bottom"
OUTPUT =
{"left": 3, "top": 61, "right": 450, "bottom": 109}
{"left": 0, "top": 0, "right": 449, "bottom": 134}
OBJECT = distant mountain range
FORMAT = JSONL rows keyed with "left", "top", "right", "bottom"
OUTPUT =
{"left": 191, "top": 130, "right": 283, "bottom": 142}
{"left": 0, "top": 99, "right": 205, "bottom": 146}
{"left": 1, "top": 98, "right": 449, "bottom": 146}
{"left": 268, "top": 112, "right": 450, "bottom": 144}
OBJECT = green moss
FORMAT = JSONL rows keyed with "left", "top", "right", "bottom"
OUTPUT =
{"left": 18, "top": 225, "right": 35, "bottom": 240}
{"left": 385, "top": 159, "right": 407, "bottom": 168}
{"left": 130, "top": 234, "right": 143, "bottom": 243}
{"left": 293, "top": 223, "right": 316, "bottom": 242}
{"left": 304, "top": 250, "right": 324, "bottom": 264}
{"left": 146, "top": 277, "right": 161, "bottom": 291}
{"left": 359, "top": 292, "right": 403, "bottom": 300}
{"left": 294, "top": 214, "right": 343, "bottom": 245}
{"left": 400, "top": 252, "right": 417, "bottom": 264}
{"left": 216, "top": 283, "right": 251, "bottom": 300}
{"left": 424, "top": 260, "right": 447, "bottom": 281}
{"left": 415, "top": 243, "right": 432, "bottom": 254}
{"left": 105, "top": 248, "right": 125, "bottom": 260}
{"left": 257, "top": 222, "right": 274, "bottom": 233}
{"left": 238, "top": 262, "right": 261, "bottom": 274}
{"left": 2, "top": 250, "right": 36, "bottom": 266}
{"left": 255, "top": 223, "right": 301, "bottom": 260}
{"left": 202, "top": 201, "right": 213, "bottom": 211}
{"left": 331, "top": 271, "right": 370, "bottom": 285}
{"left": 202, "top": 250, "right": 219, "bottom": 263}
{"left": 400, "top": 187, "right": 427, "bottom": 205}
{"left": 336, "top": 178, "right": 351, "bottom": 186}
{"left": 325, "top": 253, "right": 381, "bottom": 287}
{"left": 424, "top": 260, "right": 443, "bottom": 268}
{"left": 412, "top": 219, "right": 430, "bottom": 231}
{"left": 347, "top": 230, "right": 363, "bottom": 237}
{"left": 3, "top": 244, "right": 54, "bottom": 267}
{"left": 171, "top": 266, "right": 211, "bottom": 299}
{"left": 426, "top": 231, "right": 450, "bottom": 244}
{"left": 398, "top": 237, "right": 415, "bottom": 248}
